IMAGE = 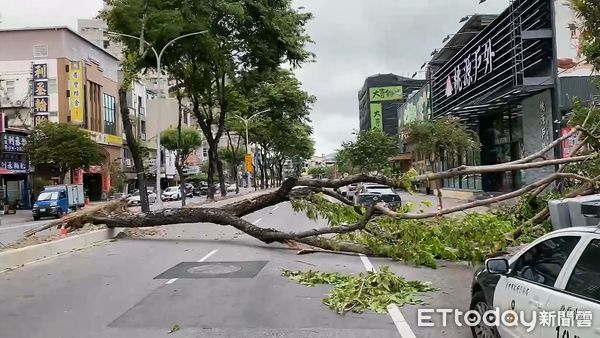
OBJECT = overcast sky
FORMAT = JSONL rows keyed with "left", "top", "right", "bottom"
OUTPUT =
{"left": 1, "top": 0, "right": 509, "bottom": 155}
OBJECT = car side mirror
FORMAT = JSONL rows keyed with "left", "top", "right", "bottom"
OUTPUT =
{"left": 486, "top": 258, "right": 509, "bottom": 275}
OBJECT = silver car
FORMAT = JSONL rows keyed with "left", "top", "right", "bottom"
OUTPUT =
{"left": 127, "top": 190, "right": 157, "bottom": 205}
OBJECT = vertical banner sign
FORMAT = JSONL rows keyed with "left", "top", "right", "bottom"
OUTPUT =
{"left": 370, "top": 103, "right": 383, "bottom": 132}
{"left": 32, "top": 63, "right": 49, "bottom": 126}
{"left": 245, "top": 154, "right": 254, "bottom": 173}
{"left": 69, "top": 61, "right": 84, "bottom": 123}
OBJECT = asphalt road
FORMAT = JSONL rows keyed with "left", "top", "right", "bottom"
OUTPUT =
{"left": 0, "top": 199, "right": 476, "bottom": 337}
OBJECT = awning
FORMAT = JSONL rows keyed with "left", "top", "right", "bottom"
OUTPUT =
{"left": 0, "top": 168, "right": 14, "bottom": 175}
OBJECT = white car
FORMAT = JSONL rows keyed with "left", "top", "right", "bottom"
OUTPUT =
{"left": 127, "top": 190, "right": 157, "bottom": 206}
{"left": 470, "top": 226, "right": 600, "bottom": 337}
{"left": 161, "top": 186, "right": 182, "bottom": 201}
{"left": 226, "top": 184, "right": 237, "bottom": 193}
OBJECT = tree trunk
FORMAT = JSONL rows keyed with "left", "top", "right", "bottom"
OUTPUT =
{"left": 60, "top": 169, "right": 68, "bottom": 184}
{"left": 216, "top": 154, "right": 226, "bottom": 196}
{"left": 118, "top": 88, "right": 149, "bottom": 212}
{"left": 176, "top": 163, "right": 186, "bottom": 206}
{"left": 207, "top": 148, "right": 216, "bottom": 200}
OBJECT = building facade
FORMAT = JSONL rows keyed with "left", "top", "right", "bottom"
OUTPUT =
{"left": 403, "top": 0, "right": 598, "bottom": 196}
{"left": 358, "top": 74, "right": 425, "bottom": 138}
{"left": 0, "top": 26, "right": 122, "bottom": 202}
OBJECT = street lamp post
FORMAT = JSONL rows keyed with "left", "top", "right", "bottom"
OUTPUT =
{"left": 233, "top": 109, "right": 270, "bottom": 188}
{"left": 106, "top": 30, "right": 208, "bottom": 209}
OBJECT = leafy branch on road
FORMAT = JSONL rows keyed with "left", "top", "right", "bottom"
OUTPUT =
{"left": 282, "top": 266, "right": 435, "bottom": 314}
{"left": 22, "top": 123, "right": 600, "bottom": 266}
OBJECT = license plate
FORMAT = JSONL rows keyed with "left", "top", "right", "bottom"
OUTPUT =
{"left": 40, "top": 208, "right": 46, "bottom": 212}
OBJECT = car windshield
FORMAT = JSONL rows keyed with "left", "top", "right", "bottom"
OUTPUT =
{"left": 165, "top": 187, "right": 178, "bottom": 193}
{"left": 131, "top": 191, "right": 140, "bottom": 196}
{"left": 37, "top": 192, "right": 59, "bottom": 201}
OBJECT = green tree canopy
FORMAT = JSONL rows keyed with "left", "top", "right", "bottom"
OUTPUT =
{"left": 570, "top": 0, "right": 600, "bottom": 71}
{"left": 26, "top": 122, "right": 104, "bottom": 183}
{"left": 336, "top": 130, "right": 399, "bottom": 175}
{"left": 104, "top": 0, "right": 314, "bottom": 197}
{"left": 401, "top": 117, "right": 479, "bottom": 162}
{"left": 160, "top": 127, "right": 203, "bottom": 161}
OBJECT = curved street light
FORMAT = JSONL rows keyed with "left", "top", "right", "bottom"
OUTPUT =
{"left": 105, "top": 29, "right": 209, "bottom": 209}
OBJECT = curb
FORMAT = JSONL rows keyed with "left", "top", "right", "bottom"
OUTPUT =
{"left": 0, "top": 228, "right": 121, "bottom": 272}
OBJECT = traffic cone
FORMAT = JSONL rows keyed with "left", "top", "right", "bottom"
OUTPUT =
{"left": 60, "top": 223, "right": 68, "bottom": 238}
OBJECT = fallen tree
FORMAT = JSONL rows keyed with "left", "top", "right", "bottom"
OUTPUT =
{"left": 23, "top": 125, "right": 600, "bottom": 262}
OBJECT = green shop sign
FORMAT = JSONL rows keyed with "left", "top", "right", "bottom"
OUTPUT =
{"left": 369, "top": 86, "right": 403, "bottom": 102}
{"left": 370, "top": 103, "right": 383, "bottom": 132}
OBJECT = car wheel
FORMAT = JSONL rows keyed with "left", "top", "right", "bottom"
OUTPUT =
{"left": 469, "top": 290, "right": 499, "bottom": 338}
{"left": 33, "top": 215, "right": 40, "bottom": 221}
{"left": 55, "top": 209, "right": 63, "bottom": 219}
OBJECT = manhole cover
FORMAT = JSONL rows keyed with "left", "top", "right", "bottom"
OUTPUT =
{"left": 187, "top": 264, "right": 242, "bottom": 274}
{"left": 154, "top": 261, "right": 268, "bottom": 279}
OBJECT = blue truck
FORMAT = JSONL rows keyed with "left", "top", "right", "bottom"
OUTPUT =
{"left": 32, "top": 184, "right": 85, "bottom": 221}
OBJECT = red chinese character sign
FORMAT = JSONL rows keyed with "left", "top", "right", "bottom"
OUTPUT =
{"left": 561, "top": 127, "right": 579, "bottom": 157}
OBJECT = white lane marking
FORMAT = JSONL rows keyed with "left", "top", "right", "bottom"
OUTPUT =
{"left": 252, "top": 218, "right": 263, "bottom": 225}
{"left": 271, "top": 205, "right": 280, "bottom": 212}
{"left": 359, "top": 253, "right": 375, "bottom": 272}
{"left": 358, "top": 254, "right": 417, "bottom": 338}
{"left": 198, "top": 249, "right": 218, "bottom": 262}
{"left": 387, "top": 304, "right": 417, "bottom": 338}
{"left": 164, "top": 249, "right": 218, "bottom": 285}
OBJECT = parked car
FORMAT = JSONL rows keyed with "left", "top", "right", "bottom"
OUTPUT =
{"left": 127, "top": 190, "right": 157, "bottom": 206}
{"left": 353, "top": 184, "right": 401, "bottom": 209}
{"left": 161, "top": 186, "right": 182, "bottom": 201}
{"left": 469, "top": 224, "right": 600, "bottom": 338}
{"left": 226, "top": 184, "right": 237, "bottom": 193}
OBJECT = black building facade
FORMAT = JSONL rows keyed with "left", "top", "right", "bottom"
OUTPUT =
{"left": 426, "top": 0, "right": 569, "bottom": 194}
{"left": 358, "top": 74, "right": 425, "bottom": 138}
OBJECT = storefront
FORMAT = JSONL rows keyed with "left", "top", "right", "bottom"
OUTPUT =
{"left": 0, "top": 131, "right": 31, "bottom": 208}
{"left": 428, "top": 0, "right": 559, "bottom": 193}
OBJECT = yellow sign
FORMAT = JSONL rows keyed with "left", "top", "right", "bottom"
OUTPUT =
{"left": 88, "top": 130, "right": 122, "bottom": 146}
{"left": 370, "top": 103, "right": 383, "bottom": 131}
{"left": 369, "top": 86, "right": 403, "bottom": 102}
{"left": 107, "top": 134, "right": 123, "bottom": 146}
{"left": 69, "top": 61, "right": 84, "bottom": 124}
{"left": 245, "top": 154, "right": 254, "bottom": 173}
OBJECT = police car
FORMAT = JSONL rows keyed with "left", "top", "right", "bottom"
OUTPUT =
{"left": 470, "top": 226, "right": 600, "bottom": 337}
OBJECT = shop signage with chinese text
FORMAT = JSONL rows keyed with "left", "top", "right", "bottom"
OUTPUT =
{"left": 370, "top": 103, "right": 383, "bottom": 131}
{"left": 69, "top": 61, "right": 85, "bottom": 124}
{"left": 2, "top": 133, "right": 27, "bottom": 152}
{"left": 32, "top": 63, "right": 49, "bottom": 125}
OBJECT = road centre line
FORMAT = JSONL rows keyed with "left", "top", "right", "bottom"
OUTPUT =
{"left": 164, "top": 249, "right": 219, "bottom": 285}
{"left": 358, "top": 254, "right": 417, "bottom": 338}
{"left": 252, "top": 218, "right": 263, "bottom": 225}
{"left": 271, "top": 205, "right": 280, "bottom": 212}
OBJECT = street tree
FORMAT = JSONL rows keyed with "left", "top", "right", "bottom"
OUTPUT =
{"left": 31, "top": 121, "right": 600, "bottom": 267}
{"left": 571, "top": 0, "right": 600, "bottom": 71}
{"left": 336, "top": 130, "right": 399, "bottom": 175}
{"left": 26, "top": 122, "right": 103, "bottom": 184}
{"left": 160, "top": 127, "right": 202, "bottom": 206}
{"left": 104, "top": 0, "right": 313, "bottom": 199}
{"left": 401, "top": 117, "right": 479, "bottom": 206}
